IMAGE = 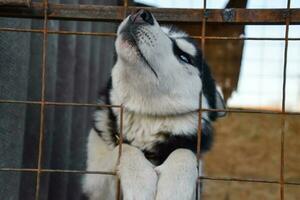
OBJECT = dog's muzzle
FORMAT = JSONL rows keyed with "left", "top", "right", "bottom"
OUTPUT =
{"left": 130, "top": 9, "right": 154, "bottom": 25}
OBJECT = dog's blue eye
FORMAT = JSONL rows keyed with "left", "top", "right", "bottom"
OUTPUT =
{"left": 179, "top": 54, "right": 191, "bottom": 64}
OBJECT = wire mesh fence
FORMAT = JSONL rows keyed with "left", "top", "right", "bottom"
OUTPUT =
{"left": 0, "top": 0, "right": 299, "bottom": 199}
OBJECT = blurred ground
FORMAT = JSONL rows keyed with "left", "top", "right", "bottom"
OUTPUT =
{"left": 202, "top": 113, "right": 300, "bottom": 200}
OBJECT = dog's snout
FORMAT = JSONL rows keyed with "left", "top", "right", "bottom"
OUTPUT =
{"left": 130, "top": 9, "right": 154, "bottom": 25}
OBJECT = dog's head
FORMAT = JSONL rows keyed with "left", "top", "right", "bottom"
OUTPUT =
{"left": 111, "top": 9, "right": 225, "bottom": 120}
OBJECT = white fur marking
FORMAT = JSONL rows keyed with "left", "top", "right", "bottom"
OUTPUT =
{"left": 176, "top": 38, "right": 197, "bottom": 57}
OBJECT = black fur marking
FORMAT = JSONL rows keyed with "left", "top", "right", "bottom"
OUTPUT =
{"left": 144, "top": 122, "right": 213, "bottom": 166}
{"left": 171, "top": 39, "right": 194, "bottom": 65}
{"left": 180, "top": 37, "right": 220, "bottom": 121}
{"left": 200, "top": 62, "right": 219, "bottom": 121}
{"left": 107, "top": 106, "right": 119, "bottom": 145}
{"left": 95, "top": 78, "right": 119, "bottom": 145}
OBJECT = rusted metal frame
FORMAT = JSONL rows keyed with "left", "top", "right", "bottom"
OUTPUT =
{"left": 0, "top": 99, "right": 122, "bottom": 108}
{"left": 0, "top": 4, "right": 298, "bottom": 198}
{"left": 191, "top": 36, "right": 300, "bottom": 41}
{"left": 116, "top": 106, "right": 124, "bottom": 200}
{"left": 280, "top": 117, "right": 287, "bottom": 199}
{"left": 282, "top": 2, "right": 291, "bottom": 114}
{"left": 199, "top": 176, "right": 300, "bottom": 186}
{"left": 0, "top": 27, "right": 118, "bottom": 36}
{"left": 196, "top": 95, "right": 203, "bottom": 200}
{"left": 0, "top": 168, "right": 116, "bottom": 175}
{"left": 1, "top": 28, "right": 300, "bottom": 41}
{"left": 2, "top": 99, "right": 300, "bottom": 116}
{"left": 280, "top": 1, "right": 291, "bottom": 199}
{"left": 1, "top": 167, "right": 300, "bottom": 188}
{"left": 196, "top": 1, "right": 207, "bottom": 199}
{"left": 115, "top": 2, "right": 128, "bottom": 199}
{"left": 34, "top": 0, "right": 48, "bottom": 199}
{"left": 0, "top": 0, "right": 30, "bottom": 7}
{"left": 1, "top": 167, "right": 300, "bottom": 187}
{"left": 1, "top": 3, "right": 300, "bottom": 24}
{"left": 197, "top": 0, "right": 207, "bottom": 160}
{"left": 200, "top": 108, "right": 300, "bottom": 116}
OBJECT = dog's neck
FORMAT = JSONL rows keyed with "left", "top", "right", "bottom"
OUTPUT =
{"left": 117, "top": 106, "right": 210, "bottom": 126}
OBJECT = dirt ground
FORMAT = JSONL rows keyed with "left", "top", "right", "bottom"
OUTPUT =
{"left": 202, "top": 113, "right": 300, "bottom": 200}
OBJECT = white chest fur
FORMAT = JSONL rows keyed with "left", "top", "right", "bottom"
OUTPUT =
{"left": 114, "top": 109, "right": 199, "bottom": 151}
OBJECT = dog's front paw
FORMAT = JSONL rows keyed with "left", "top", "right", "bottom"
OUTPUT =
{"left": 155, "top": 149, "right": 198, "bottom": 200}
{"left": 118, "top": 145, "right": 158, "bottom": 200}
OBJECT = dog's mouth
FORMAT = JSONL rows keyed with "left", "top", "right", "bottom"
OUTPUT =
{"left": 118, "top": 9, "right": 159, "bottom": 79}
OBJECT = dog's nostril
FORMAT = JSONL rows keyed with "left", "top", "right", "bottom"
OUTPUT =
{"left": 130, "top": 9, "right": 154, "bottom": 25}
{"left": 140, "top": 10, "right": 154, "bottom": 25}
{"left": 140, "top": 12, "right": 147, "bottom": 20}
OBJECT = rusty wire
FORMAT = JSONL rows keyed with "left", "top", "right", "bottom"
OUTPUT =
{"left": 1, "top": 27, "right": 300, "bottom": 41}
{"left": 34, "top": 0, "right": 48, "bottom": 198}
{"left": 0, "top": 0, "right": 30, "bottom": 7}
{"left": 1, "top": 166, "right": 300, "bottom": 186}
{"left": 1, "top": 3, "right": 300, "bottom": 24}
{"left": 199, "top": 176, "right": 300, "bottom": 186}
{"left": 279, "top": 0, "right": 291, "bottom": 199}
{"left": 0, "top": 1, "right": 300, "bottom": 200}
{"left": 1, "top": 99, "right": 300, "bottom": 116}
{"left": 0, "top": 167, "right": 116, "bottom": 175}
{"left": 195, "top": 0, "right": 207, "bottom": 198}
{"left": 115, "top": 1, "right": 128, "bottom": 199}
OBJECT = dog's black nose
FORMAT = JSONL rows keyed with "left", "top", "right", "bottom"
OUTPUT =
{"left": 130, "top": 9, "right": 154, "bottom": 25}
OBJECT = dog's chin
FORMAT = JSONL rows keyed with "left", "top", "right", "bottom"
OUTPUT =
{"left": 116, "top": 39, "right": 137, "bottom": 61}
{"left": 116, "top": 34, "right": 143, "bottom": 64}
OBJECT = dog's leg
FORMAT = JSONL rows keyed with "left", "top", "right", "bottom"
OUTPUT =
{"left": 155, "top": 149, "right": 198, "bottom": 200}
{"left": 118, "top": 144, "right": 158, "bottom": 200}
{"left": 83, "top": 130, "right": 119, "bottom": 200}
{"left": 83, "top": 130, "right": 157, "bottom": 200}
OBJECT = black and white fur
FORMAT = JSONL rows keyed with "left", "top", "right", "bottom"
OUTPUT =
{"left": 82, "top": 9, "right": 225, "bottom": 200}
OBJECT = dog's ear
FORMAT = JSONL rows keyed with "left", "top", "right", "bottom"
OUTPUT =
{"left": 215, "top": 87, "right": 226, "bottom": 118}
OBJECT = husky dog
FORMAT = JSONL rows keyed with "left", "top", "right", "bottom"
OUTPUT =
{"left": 82, "top": 9, "right": 225, "bottom": 200}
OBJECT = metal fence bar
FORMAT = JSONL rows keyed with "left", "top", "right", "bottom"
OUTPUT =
{"left": 196, "top": 0, "right": 207, "bottom": 199}
{"left": 2, "top": 99, "right": 300, "bottom": 116}
{"left": 0, "top": 0, "right": 30, "bottom": 7}
{"left": 282, "top": 0, "right": 292, "bottom": 113}
{"left": 2, "top": 28, "right": 300, "bottom": 41}
{"left": 199, "top": 176, "right": 300, "bottom": 186}
{"left": 0, "top": 99, "right": 122, "bottom": 107}
{"left": 0, "top": 1, "right": 300, "bottom": 199}
{"left": 1, "top": 166, "right": 300, "bottom": 186}
{"left": 0, "top": 168, "right": 116, "bottom": 175}
{"left": 115, "top": 2, "right": 128, "bottom": 199}
{"left": 280, "top": 0, "right": 291, "bottom": 199}
{"left": 1, "top": 3, "right": 300, "bottom": 24}
{"left": 115, "top": 106, "right": 124, "bottom": 200}
{"left": 199, "top": 108, "right": 300, "bottom": 116}
{"left": 34, "top": 0, "right": 48, "bottom": 198}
